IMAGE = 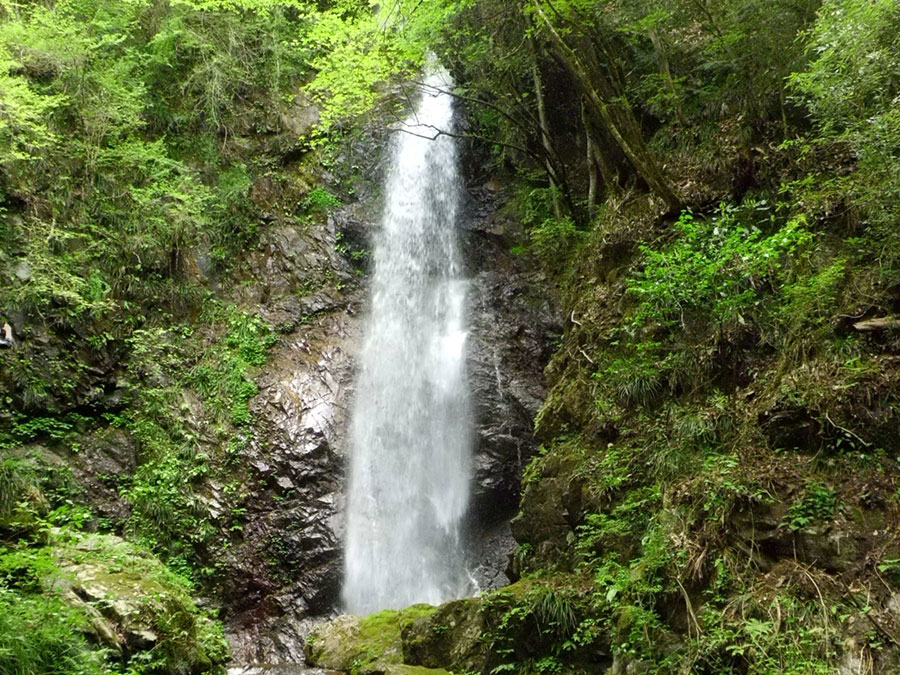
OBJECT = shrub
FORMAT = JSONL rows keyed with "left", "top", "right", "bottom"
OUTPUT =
{"left": 629, "top": 202, "right": 811, "bottom": 333}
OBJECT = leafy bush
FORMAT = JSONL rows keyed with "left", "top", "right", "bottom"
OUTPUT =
{"left": 510, "top": 182, "right": 584, "bottom": 268}
{"left": 0, "top": 458, "right": 32, "bottom": 524}
{"left": 791, "top": 0, "right": 900, "bottom": 136}
{"left": 790, "top": 0, "right": 900, "bottom": 257}
{"left": 528, "top": 216, "right": 582, "bottom": 266}
{"left": 301, "top": 187, "right": 342, "bottom": 215}
{"left": 784, "top": 481, "right": 836, "bottom": 531}
{"left": 0, "top": 0, "right": 325, "bottom": 335}
{"left": 629, "top": 202, "right": 811, "bottom": 332}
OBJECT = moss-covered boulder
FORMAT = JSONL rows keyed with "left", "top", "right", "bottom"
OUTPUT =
{"left": 305, "top": 604, "right": 440, "bottom": 674}
{"left": 381, "top": 667, "right": 455, "bottom": 675}
{"left": 400, "top": 597, "right": 486, "bottom": 673}
{"left": 402, "top": 579, "right": 610, "bottom": 675}
{"left": 0, "top": 530, "right": 228, "bottom": 675}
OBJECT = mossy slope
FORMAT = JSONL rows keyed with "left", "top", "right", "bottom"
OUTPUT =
{"left": 0, "top": 530, "right": 228, "bottom": 675}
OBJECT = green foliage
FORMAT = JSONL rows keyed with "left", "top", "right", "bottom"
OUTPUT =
{"left": 0, "top": 534, "right": 228, "bottom": 675}
{"left": 586, "top": 196, "right": 852, "bottom": 431}
{"left": 510, "top": 182, "right": 584, "bottom": 270}
{"left": 528, "top": 217, "right": 581, "bottom": 267}
{"left": 0, "top": 49, "right": 62, "bottom": 160}
{"left": 479, "top": 581, "right": 591, "bottom": 675}
{"left": 541, "top": 472, "right": 843, "bottom": 674}
{"left": 1, "top": 0, "right": 204, "bottom": 321}
{"left": 645, "top": 392, "right": 735, "bottom": 479}
{"left": 693, "top": 580, "right": 837, "bottom": 675}
{"left": 774, "top": 257, "right": 847, "bottom": 348}
{"left": 122, "top": 307, "right": 274, "bottom": 565}
{"left": 784, "top": 481, "right": 836, "bottom": 531}
{"left": 532, "top": 587, "right": 578, "bottom": 637}
{"left": 575, "top": 485, "right": 659, "bottom": 567}
{"left": 0, "top": 0, "right": 325, "bottom": 336}
{"left": 631, "top": 0, "right": 817, "bottom": 121}
{"left": 0, "top": 586, "right": 112, "bottom": 675}
{"left": 6, "top": 413, "right": 92, "bottom": 445}
{"left": 790, "top": 0, "right": 900, "bottom": 136}
{"left": 145, "top": 1, "right": 314, "bottom": 132}
{"left": 304, "top": 0, "right": 464, "bottom": 130}
{"left": 593, "top": 341, "right": 664, "bottom": 408}
{"left": 301, "top": 187, "right": 342, "bottom": 219}
{"left": 198, "top": 308, "right": 276, "bottom": 422}
{"left": 0, "top": 457, "right": 32, "bottom": 524}
{"left": 629, "top": 202, "right": 811, "bottom": 332}
{"left": 0, "top": 0, "right": 305, "bottom": 612}
{"left": 0, "top": 449, "right": 99, "bottom": 536}
{"left": 790, "top": 0, "right": 900, "bottom": 266}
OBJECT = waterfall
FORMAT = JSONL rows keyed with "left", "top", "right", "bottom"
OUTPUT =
{"left": 341, "top": 68, "right": 472, "bottom": 615}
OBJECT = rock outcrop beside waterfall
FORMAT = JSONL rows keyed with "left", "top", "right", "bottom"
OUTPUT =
{"left": 463, "top": 185, "right": 561, "bottom": 589}
{"left": 220, "top": 210, "right": 364, "bottom": 662}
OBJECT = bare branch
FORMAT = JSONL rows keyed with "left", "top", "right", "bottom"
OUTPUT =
{"left": 391, "top": 123, "right": 540, "bottom": 162}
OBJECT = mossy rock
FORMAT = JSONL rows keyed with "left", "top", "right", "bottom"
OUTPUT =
{"left": 306, "top": 604, "right": 437, "bottom": 674}
{"left": 401, "top": 579, "right": 609, "bottom": 675}
{"left": 0, "top": 530, "right": 228, "bottom": 674}
{"left": 306, "top": 584, "right": 547, "bottom": 675}
{"left": 400, "top": 596, "right": 486, "bottom": 673}
{"left": 383, "top": 666, "right": 454, "bottom": 675}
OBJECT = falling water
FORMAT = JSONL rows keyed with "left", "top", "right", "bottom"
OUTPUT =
{"left": 342, "top": 68, "right": 472, "bottom": 615}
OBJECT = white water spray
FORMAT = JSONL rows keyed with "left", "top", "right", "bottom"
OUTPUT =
{"left": 342, "top": 69, "right": 472, "bottom": 614}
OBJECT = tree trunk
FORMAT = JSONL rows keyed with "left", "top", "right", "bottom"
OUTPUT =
{"left": 649, "top": 27, "right": 684, "bottom": 125}
{"left": 582, "top": 99, "right": 605, "bottom": 218}
{"left": 528, "top": 29, "right": 562, "bottom": 220}
{"left": 532, "top": 2, "right": 681, "bottom": 212}
{"left": 586, "top": 130, "right": 598, "bottom": 219}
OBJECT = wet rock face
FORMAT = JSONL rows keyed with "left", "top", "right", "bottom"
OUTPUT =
{"left": 219, "top": 134, "right": 379, "bottom": 662}
{"left": 224, "top": 326, "right": 355, "bottom": 662}
{"left": 61, "top": 428, "right": 137, "bottom": 527}
{"left": 467, "top": 263, "right": 556, "bottom": 517}
{"left": 462, "top": 184, "right": 561, "bottom": 585}
{"left": 223, "top": 212, "right": 364, "bottom": 664}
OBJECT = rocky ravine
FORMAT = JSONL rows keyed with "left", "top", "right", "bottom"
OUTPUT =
{"left": 224, "top": 177, "right": 559, "bottom": 664}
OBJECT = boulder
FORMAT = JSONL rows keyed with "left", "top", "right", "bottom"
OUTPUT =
{"left": 306, "top": 605, "right": 438, "bottom": 674}
{"left": 48, "top": 532, "right": 228, "bottom": 673}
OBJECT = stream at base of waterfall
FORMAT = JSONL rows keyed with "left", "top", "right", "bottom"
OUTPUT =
{"left": 341, "top": 67, "right": 474, "bottom": 615}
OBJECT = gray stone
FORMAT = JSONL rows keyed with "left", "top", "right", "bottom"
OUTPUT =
{"left": 14, "top": 260, "right": 32, "bottom": 281}
{"left": 280, "top": 93, "right": 320, "bottom": 139}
